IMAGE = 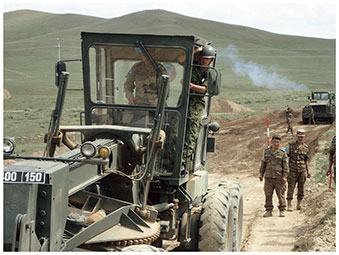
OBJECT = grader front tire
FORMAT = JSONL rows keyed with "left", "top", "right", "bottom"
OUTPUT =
{"left": 219, "top": 181, "right": 244, "bottom": 251}
{"left": 198, "top": 188, "right": 234, "bottom": 251}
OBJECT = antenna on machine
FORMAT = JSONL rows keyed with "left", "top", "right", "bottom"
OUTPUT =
{"left": 56, "top": 38, "right": 61, "bottom": 61}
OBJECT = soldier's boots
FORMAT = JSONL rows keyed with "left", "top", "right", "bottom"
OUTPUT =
{"left": 279, "top": 211, "right": 285, "bottom": 217}
{"left": 287, "top": 200, "right": 293, "bottom": 212}
{"left": 296, "top": 200, "right": 302, "bottom": 210}
{"left": 263, "top": 211, "right": 273, "bottom": 217}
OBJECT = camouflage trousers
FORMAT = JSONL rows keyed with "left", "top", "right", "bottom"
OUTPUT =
{"left": 309, "top": 115, "right": 315, "bottom": 124}
{"left": 286, "top": 125, "right": 293, "bottom": 135}
{"left": 264, "top": 177, "right": 286, "bottom": 211}
{"left": 182, "top": 98, "right": 205, "bottom": 165}
{"left": 162, "top": 98, "right": 204, "bottom": 170}
{"left": 161, "top": 113, "right": 179, "bottom": 171}
{"left": 287, "top": 171, "right": 307, "bottom": 201}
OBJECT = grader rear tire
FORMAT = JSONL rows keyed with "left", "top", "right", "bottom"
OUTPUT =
{"left": 219, "top": 181, "right": 244, "bottom": 251}
{"left": 198, "top": 187, "right": 234, "bottom": 251}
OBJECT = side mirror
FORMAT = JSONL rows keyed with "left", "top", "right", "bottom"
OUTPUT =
{"left": 3, "top": 137, "right": 16, "bottom": 154}
{"left": 208, "top": 121, "right": 220, "bottom": 132}
{"left": 55, "top": 61, "right": 66, "bottom": 87}
{"left": 207, "top": 69, "right": 221, "bottom": 96}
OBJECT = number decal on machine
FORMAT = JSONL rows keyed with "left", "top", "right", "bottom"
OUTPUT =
{"left": 3, "top": 171, "right": 46, "bottom": 184}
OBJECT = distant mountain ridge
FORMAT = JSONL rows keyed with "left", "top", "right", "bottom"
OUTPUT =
{"left": 3, "top": 8, "right": 335, "bottom": 159}
{"left": 4, "top": 9, "right": 106, "bottom": 42}
{"left": 4, "top": 9, "right": 335, "bottom": 93}
{"left": 5, "top": 9, "right": 333, "bottom": 46}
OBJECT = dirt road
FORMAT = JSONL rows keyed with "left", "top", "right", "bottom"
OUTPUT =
{"left": 207, "top": 108, "right": 334, "bottom": 252}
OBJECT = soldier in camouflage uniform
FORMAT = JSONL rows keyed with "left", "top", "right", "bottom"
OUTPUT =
{"left": 309, "top": 106, "right": 315, "bottom": 124}
{"left": 286, "top": 113, "right": 293, "bottom": 135}
{"left": 182, "top": 45, "right": 216, "bottom": 167}
{"left": 259, "top": 135, "right": 289, "bottom": 217}
{"left": 326, "top": 135, "right": 336, "bottom": 184}
{"left": 162, "top": 45, "right": 215, "bottom": 171}
{"left": 124, "top": 49, "right": 167, "bottom": 106}
{"left": 124, "top": 49, "right": 167, "bottom": 126}
{"left": 285, "top": 106, "right": 292, "bottom": 123}
{"left": 286, "top": 129, "right": 311, "bottom": 211}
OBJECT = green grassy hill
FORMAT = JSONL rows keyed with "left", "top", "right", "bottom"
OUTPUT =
{"left": 3, "top": 9, "right": 336, "bottom": 154}
{"left": 4, "top": 10, "right": 105, "bottom": 42}
{"left": 4, "top": 9, "right": 335, "bottom": 91}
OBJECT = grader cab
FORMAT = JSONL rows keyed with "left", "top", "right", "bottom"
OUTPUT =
{"left": 3, "top": 32, "right": 243, "bottom": 252}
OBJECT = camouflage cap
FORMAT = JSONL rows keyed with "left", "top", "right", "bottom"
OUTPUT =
{"left": 271, "top": 135, "right": 281, "bottom": 141}
{"left": 296, "top": 129, "right": 306, "bottom": 137}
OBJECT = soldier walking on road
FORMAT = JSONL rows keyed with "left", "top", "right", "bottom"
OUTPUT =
{"left": 286, "top": 113, "right": 293, "bottom": 135}
{"left": 259, "top": 135, "right": 289, "bottom": 217}
{"left": 326, "top": 136, "right": 336, "bottom": 184}
{"left": 309, "top": 106, "right": 315, "bottom": 124}
{"left": 286, "top": 129, "right": 311, "bottom": 211}
{"left": 285, "top": 105, "right": 292, "bottom": 124}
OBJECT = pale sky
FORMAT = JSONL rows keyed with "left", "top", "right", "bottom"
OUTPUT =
{"left": 2, "top": 0, "right": 337, "bottom": 39}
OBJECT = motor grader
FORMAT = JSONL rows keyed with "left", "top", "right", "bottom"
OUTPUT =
{"left": 3, "top": 32, "right": 243, "bottom": 252}
{"left": 302, "top": 91, "right": 335, "bottom": 124}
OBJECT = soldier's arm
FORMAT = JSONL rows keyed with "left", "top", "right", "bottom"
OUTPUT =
{"left": 149, "top": 65, "right": 169, "bottom": 106}
{"left": 329, "top": 140, "right": 335, "bottom": 161}
{"left": 190, "top": 68, "right": 207, "bottom": 94}
{"left": 282, "top": 152, "right": 289, "bottom": 183}
{"left": 190, "top": 83, "right": 207, "bottom": 93}
{"left": 259, "top": 156, "right": 267, "bottom": 181}
{"left": 327, "top": 142, "right": 334, "bottom": 175}
{"left": 305, "top": 147, "right": 311, "bottom": 178}
{"left": 306, "top": 160, "right": 311, "bottom": 178}
{"left": 287, "top": 143, "right": 291, "bottom": 158}
{"left": 177, "top": 46, "right": 203, "bottom": 65}
{"left": 327, "top": 159, "right": 333, "bottom": 176}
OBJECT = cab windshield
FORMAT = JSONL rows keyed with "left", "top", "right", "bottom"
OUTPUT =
{"left": 87, "top": 44, "right": 186, "bottom": 174}
{"left": 88, "top": 44, "right": 185, "bottom": 127}
{"left": 313, "top": 92, "right": 329, "bottom": 100}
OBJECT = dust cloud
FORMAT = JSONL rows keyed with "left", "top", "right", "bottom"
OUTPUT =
{"left": 221, "top": 45, "right": 309, "bottom": 91}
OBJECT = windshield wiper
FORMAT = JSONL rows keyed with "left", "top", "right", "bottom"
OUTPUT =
{"left": 136, "top": 41, "right": 163, "bottom": 78}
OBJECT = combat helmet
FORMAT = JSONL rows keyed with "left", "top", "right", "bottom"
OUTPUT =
{"left": 201, "top": 45, "right": 216, "bottom": 58}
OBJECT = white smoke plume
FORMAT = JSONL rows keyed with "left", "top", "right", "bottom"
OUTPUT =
{"left": 222, "top": 45, "right": 309, "bottom": 91}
